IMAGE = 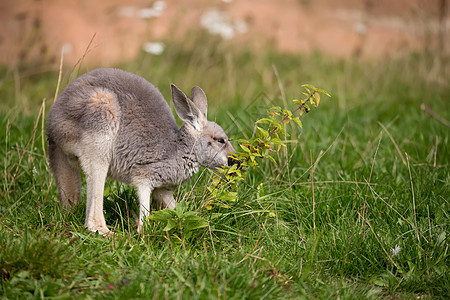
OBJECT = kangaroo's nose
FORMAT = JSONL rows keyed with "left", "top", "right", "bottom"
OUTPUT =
{"left": 228, "top": 156, "right": 241, "bottom": 168}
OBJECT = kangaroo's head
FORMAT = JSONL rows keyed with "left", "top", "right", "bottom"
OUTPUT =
{"left": 171, "top": 84, "right": 237, "bottom": 170}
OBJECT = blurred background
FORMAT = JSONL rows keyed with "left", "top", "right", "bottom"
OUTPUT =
{"left": 1, "top": 0, "right": 448, "bottom": 68}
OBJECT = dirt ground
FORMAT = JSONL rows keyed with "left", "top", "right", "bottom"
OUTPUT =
{"left": 0, "top": 0, "right": 448, "bottom": 68}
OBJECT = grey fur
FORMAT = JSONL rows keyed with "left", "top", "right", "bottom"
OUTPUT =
{"left": 47, "top": 68, "right": 236, "bottom": 235}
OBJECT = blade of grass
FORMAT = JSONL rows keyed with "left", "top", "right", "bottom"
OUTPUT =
{"left": 378, "top": 121, "right": 406, "bottom": 166}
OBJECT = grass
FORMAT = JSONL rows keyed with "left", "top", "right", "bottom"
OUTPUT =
{"left": 1, "top": 36, "right": 449, "bottom": 298}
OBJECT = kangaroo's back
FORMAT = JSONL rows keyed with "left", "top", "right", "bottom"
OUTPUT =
{"left": 48, "top": 68, "right": 177, "bottom": 139}
{"left": 85, "top": 68, "right": 177, "bottom": 134}
{"left": 47, "top": 68, "right": 178, "bottom": 170}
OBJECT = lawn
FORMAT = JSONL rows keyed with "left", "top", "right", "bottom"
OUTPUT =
{"left": 1, "top": 38, "right": 449, "bottom": 299}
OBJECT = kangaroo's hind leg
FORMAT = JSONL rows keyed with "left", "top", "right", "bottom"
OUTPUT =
{"left": 78, "top": 140, "right": 112, "bottom": 236}
{"left": 48, "top": 142, "right": 81, "bottom": 211}
{"left": 79, "top": 88, "right": 120, "bottom": 236}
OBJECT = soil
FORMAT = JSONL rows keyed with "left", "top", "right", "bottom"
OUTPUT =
{"left": 0, "top": 0, "right": 448, "bottom": 68}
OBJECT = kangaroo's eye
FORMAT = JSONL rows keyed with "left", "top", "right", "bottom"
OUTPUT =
{"left": 214, "top": 138, "right": 226, "bottom": 144}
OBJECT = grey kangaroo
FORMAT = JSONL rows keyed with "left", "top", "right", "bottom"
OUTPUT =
{"left": 47, "top": 68, "right": 236, "bottom": 235}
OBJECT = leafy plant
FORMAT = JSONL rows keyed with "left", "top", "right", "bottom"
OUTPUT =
{"left": 145, "top": 200, "right": 209, "bottom": 242}
{"left": 206, "top": 84, "right": 331, "bottom": 208}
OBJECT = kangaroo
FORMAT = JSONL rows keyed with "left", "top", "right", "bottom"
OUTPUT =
{"left": 47, "top": 68, "right": 237, "bottom": 235}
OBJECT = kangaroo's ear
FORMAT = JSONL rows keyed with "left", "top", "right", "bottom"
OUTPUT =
{"left": 171, "top": 84, "right": 205, "bottom": 131}
{"left": 190, "top": 86, "right": 207, "bottom": 118}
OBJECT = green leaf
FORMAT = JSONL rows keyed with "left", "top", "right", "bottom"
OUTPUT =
{"left": 301, "top": 84, "right": 316, "bottom": 91}
{"left": 283, "top": 109, "right": 293, "bottom": 118}
{"left": 271, "top": 137, "right": 286, "bottom": 147}
{"left": 163, "top": 219, "right": 177, "bottom": 231}
{"left": 240, "top": 144, "right": 250, "bottom": 153}
{"left": 318, "top": 88, "right": 331, "bottom": 97}
{"left": 267, "top": 111, "right": 281, "bottom": 117}
{"left": 314, "top": 92, "right": 320, "bottom": 107}
{"left": 184, "top": 217, "right": 209, "bottom": 231}
{"left": 236, "top": 139, "right": 249, "bottom": 143}
{"left": 256, "top": 118, "right": 272, "bottom": 124}
{"left": 220, "top": 191, "right": 237, "bottom": 202}
{"left": 266, "top": 155, "right": 277, "bottom": 164}
{"left": 293, "top": 117, "right": 303, "bottom": 128}
{"left": 256, "top": 126, "right": 269, "bottom": 138}
{"left": 148, "top": 209, "right": 176, "bottom": 222}
{"left": 269, "top": 106, "right": 282, "bottom": 112}
{"left": 182, "top": 211, "right": 197, "bottom": 218}
{"left": 175, "top": 201, "right": 188, "bottom": 217}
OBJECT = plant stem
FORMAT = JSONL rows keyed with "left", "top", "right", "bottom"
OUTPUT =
{"left": 234, "top": 90, "right": 318, "bottom": 170}
{"left": 265, "top": 90, "right": 317, "bottom": 143}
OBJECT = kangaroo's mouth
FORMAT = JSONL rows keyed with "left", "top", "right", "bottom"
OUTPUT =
{"left": 227, "top": 156, "right": 241, "bottom": 168}
{"left": 206, "top": 154, "right": 240, "bottom": 174}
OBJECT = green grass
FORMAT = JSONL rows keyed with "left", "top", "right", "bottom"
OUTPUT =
{"left": 1, "top": 37, "right": 449, "bottom": 299}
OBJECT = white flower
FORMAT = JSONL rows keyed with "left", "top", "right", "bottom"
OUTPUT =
{"left": 390, "top": 244, "right": 401, "bottom": 257}
{"left": 61, "top": 43, "right": 73, "bottom": 54}
{"left": 142, "top": 42, "right": 165, "bottom": 55}
{"left": 118, "top": 1, "right": 166, "bottom": 19}
{"left": 32, "top": 166, "right": 38, "bottom": 179}
{"left": 353, "top": 22, "right": 367, "bottom": 35}
{"left": 139, "top": 1, "right": 166, "bottom": 19}
{"left": 200, "top": 9, "right": 248, "bottom": 40}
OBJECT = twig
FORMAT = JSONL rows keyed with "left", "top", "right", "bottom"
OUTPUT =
{"left": 227, "top": 111, "right": 249, "bottom": 140}
{"left": 360, "top": 212, "right": 401, "bottom": 270}
{"left": 53, "top": 47, "right": 65, "bottom": 103}
{"left": 272, "top": 64, "right": 288, "bottom": 108}
{"left": 310, "top": 151, "right": 316, "bottom": 237}
{"left": 40, "top": 98, "right": 47, "bottom": 160}
{"left": 434, "top": 136, "right": 439, "bottom": 168}
{"left": 363, "top": 132, "right": 383, "bottom": 220}
{"left": 208, "top": 224, "right": 217, "bottom": 257}
{"left": 252, "top": 218, "right": 268, "bottom": 253}
{"left": 378, "top": 121, "right": 406, "bottom": 166}
{"left": 421, "top": 103, "right": 450, "bottom": 128}
{"left": 69, "top": 33, "right": 98, "bottom": 82}
{"left": 269, "top": 90, "right": 317, "bottom": 138}
{"left": 233, "top": 90, "right": 318, "bottom": 172}
{"left": 11, "top": 98, "right": 45, "bottom": 182}
{"left": 406, "top": 153, "right": 421, "bottom": 247}
{"left": 363, "top": 178, "right": 427, "bottom": 243}
{"left": 287, "top": 180, "right": 377, "bottom": 186}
